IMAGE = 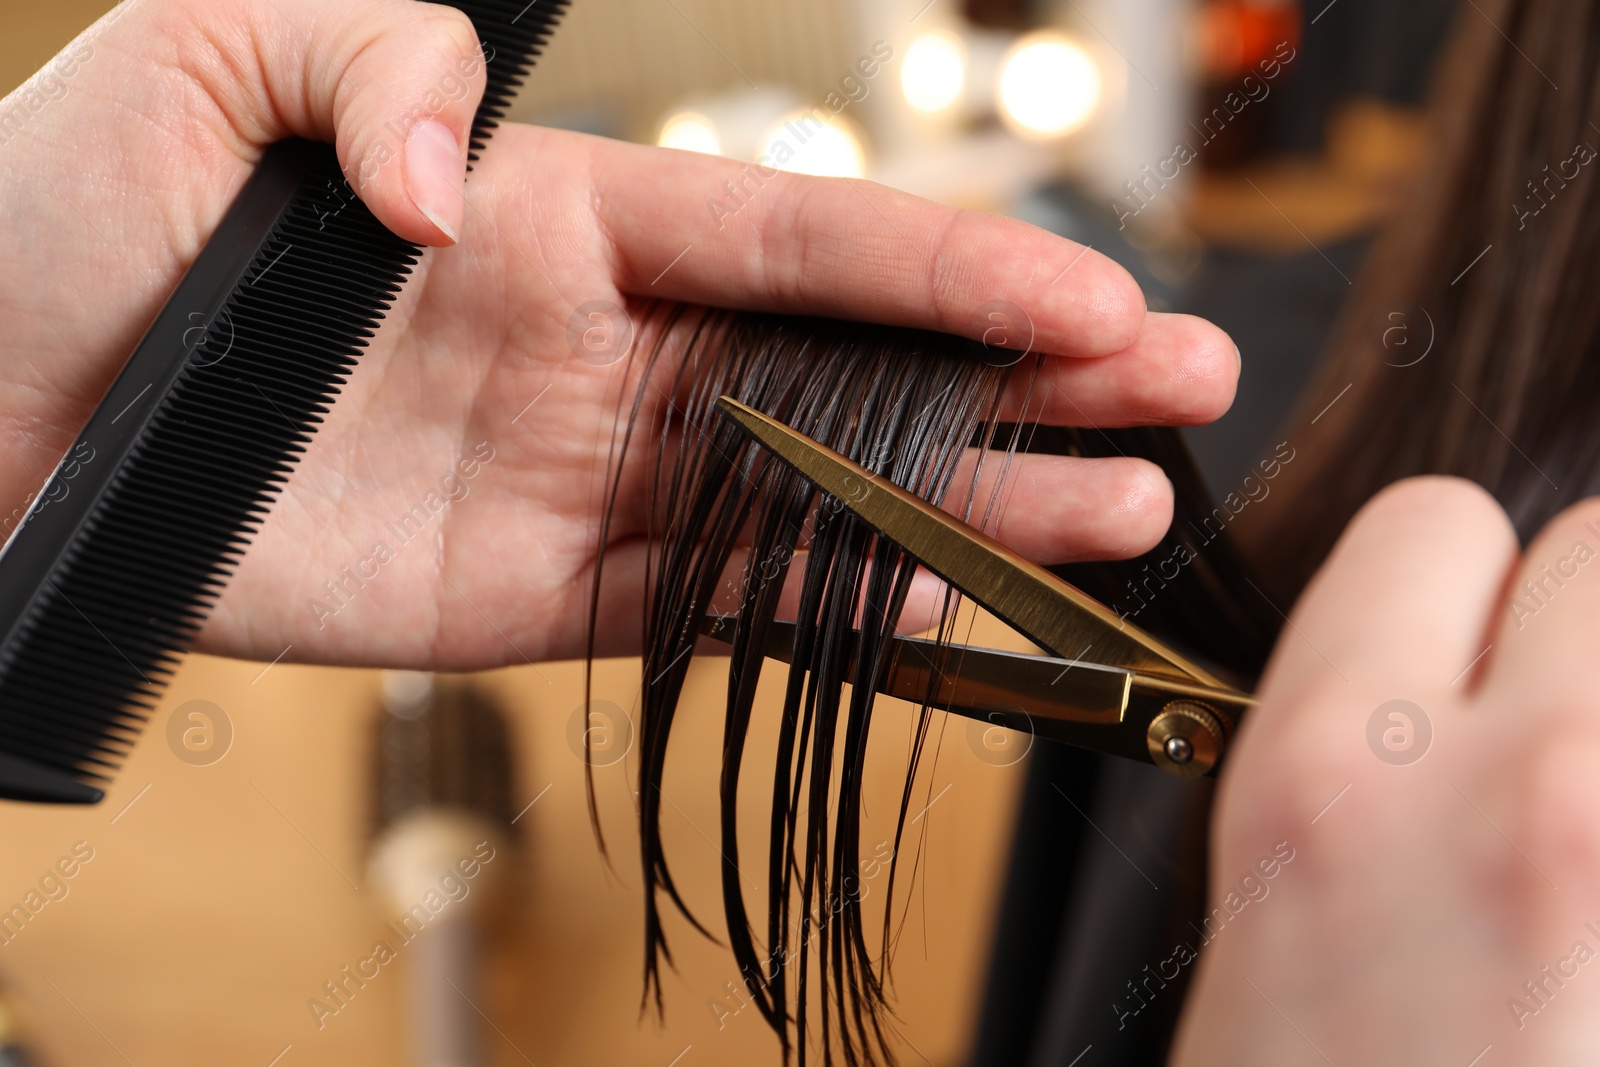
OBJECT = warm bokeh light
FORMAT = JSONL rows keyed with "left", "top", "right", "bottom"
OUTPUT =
{"left": 901, "top": 30, "right": 968, "bottom": 114}
{"left": 756, "top": 112, "right": 867, "bottom": 178}
{"left": 656, "top": 111, "right": 722, "bottom": 155}
{"left": 997, "top": 33, "right": 1102, "bottom": 138}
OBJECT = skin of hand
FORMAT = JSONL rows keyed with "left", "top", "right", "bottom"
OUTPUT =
{"left": 1172, "top": 476, "right": 1600, "bottom": 1065}
{"left": 0, "top": 0, "right": 1237, "bottom": 669}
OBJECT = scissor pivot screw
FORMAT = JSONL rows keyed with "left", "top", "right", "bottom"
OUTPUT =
{"left": 1148, "top": 701, "right": 1224, "bottom": 778}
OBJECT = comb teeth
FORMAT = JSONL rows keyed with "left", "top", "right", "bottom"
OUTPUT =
{"left": 0, "top": 156, "right": 417, "bottom": 798}
{"left": 0, "top": 0, "right": 568, "bottom": 803}
{"left": 445, "top": 0, "right": 571, "bottom": 162}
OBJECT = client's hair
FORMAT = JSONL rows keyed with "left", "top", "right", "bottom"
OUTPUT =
{"left": 1249, "top": 0, "right": 1600, "bottom": 598}
{"left": 591, "top": 308, "right": 1022, "bottom": 1065}
{"left": 586, "top": 307, "right": 1273, "bottom": 1065}
{"left": 583, "top": 0, "right": 1600, "bottom": 1063}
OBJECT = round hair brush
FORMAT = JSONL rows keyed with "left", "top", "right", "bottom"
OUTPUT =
{"left": 367, "top": 672, "right": 519, "bottom": 1067}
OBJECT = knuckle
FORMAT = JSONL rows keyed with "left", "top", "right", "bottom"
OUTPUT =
{"left": 1338, "top": 475, "right": 1514, "bottom": 565}
{"left": 1088, "top": 265, "right": 1146, "bottom": 352}
{"left": 757, "top": 174, "right": 810, "bottom": 307}
{"left": 412, "top": 3, "right": 481, "bottom": 60}
{"left": 1051, "top": 249, "right": 1143, "bottom": 354}
{"left": 343, "top": 5, "right": 484, "bottom": 106}
{"left": 1364, "top": 476, "right": 1503, "bottom": 529}
{"left": 1504, "top": 710, "right": 1600, "bottom": 887}
{"left": 1527, "top": 496, "right": 1600, "bottom": 563}
{"left": 923, "top": 208, "right": 967, "bottom": 334}
{"left": 1215, "top": 692, "right": 1368, "bottom": 845}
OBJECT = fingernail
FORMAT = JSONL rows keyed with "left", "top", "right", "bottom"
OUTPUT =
{"left": 404, "top": 119, "right": 463, "bottom": 243}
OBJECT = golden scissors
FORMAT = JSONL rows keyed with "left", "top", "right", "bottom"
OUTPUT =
{"left": 702, "top": 396, "right": 1256, "bottom": 779}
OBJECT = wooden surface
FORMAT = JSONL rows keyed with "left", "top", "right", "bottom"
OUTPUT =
{"left": 0, "top": 650, "right": 1023, "bottom": 1067}
{"left": 0, "top": 0, "right": 109, "bottom": 103}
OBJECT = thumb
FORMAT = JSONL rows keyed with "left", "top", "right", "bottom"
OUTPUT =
{"left": 174, "top": 0, "right": 491, "bottom": 246}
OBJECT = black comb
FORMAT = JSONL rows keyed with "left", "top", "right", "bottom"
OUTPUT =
{"left": 0, "top": 0, "right": 569, "bottom": 804}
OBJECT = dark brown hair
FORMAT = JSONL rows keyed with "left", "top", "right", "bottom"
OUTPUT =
{"left": 590, "top": 307, "right": 1025, "bottom": 1065}
{"left": 584, "top": 2, "right": 1600, "bottom": 1061}
{"left": 1247, "top": 0, "right": 1600, "bottom": 596}
{"left": 584, "top": 303, "right": 1280, "bottom": 1064}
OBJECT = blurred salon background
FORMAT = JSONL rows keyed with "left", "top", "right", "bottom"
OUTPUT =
{"left": 0, "top": 0, "right": 1457, "bottom": 1065}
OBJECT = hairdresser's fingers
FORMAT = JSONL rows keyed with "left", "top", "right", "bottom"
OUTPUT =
{"left": 693, "top": 555, "right": 959, "bottom": 652}
{"left": 164, "top": 0, "right": 488, "bottom": 245}
{"left": 590, "top": 137, "right": 1147, "bottom": 358}
{"left": 700, "top": 550, "right": 880, "bottom": 646}
{"left": 1210, "top": 479, "right": 1514, "bottom": 848}
{"left": 1472, "top": 500, "right": 1600, "bottom": 907}
{"left": 897, "top": 569, "right": 962, "bottom": 636}
{"left": 1251, "top": 477, "right": 1516, "bottom": 717}
{"left": 704, "top": 451, "right": 1173, "bottom": 562}
{"left": 943, "top": 452, "right": 1173, "bottom": 563}
{"left": 1480, "top": 498, "right": 1600, "bottom": 708}
{"left": 1003, "top": 313, "right": 1239, "bottom": 427}
{"left": 700, "top": 551, "right": 987, "bottom": 644}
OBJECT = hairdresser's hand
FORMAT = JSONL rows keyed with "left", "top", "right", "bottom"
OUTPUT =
{"left": 0, "top": 0, "right": 1238, "bottom": 667}
{"left": 1172, "top": 477, "right": 1600, "bottom": 1065}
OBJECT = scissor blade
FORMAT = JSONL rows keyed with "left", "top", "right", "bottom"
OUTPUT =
{"left": 700, "top": 614, "right": 1128, "bottom": 727}
{"left": 700, "top": 615, "right": 1251, "bottom": 771}
{"left": 713, "top": 396, "right": 1224, "bottom": 687}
